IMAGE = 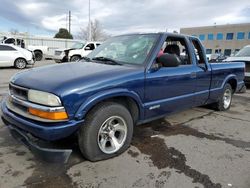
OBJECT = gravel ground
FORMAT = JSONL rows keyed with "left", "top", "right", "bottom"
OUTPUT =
{"left": 0, "top": 60, "right": 249, "bottom": 188}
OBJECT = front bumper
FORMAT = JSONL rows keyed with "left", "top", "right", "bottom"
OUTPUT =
{"left": 27, "top": 59, "right": 35, "bottom": 65}
{"left": 1, "top": 98, "right": 83, "bottom": 141}
{"left": 6, "top": 124, "right": 72, "bottom": 163}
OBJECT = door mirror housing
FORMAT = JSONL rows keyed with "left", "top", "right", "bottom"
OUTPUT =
{"left": 157, "top": 54, "right": 181, "bottom": 67}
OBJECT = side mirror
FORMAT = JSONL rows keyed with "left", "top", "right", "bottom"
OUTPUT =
{"left": 85, "top": 46, "right": 91, "bottom": 50}
{"left": 157, "top": 54, "right": 181, "bottom": 67}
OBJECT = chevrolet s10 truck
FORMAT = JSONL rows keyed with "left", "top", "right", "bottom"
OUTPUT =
{"left": 0, "top": 33, "right": 245, "bottom": 162}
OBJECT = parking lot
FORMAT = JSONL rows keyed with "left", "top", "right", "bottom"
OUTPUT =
{"left": 0, "top": 61, "right": 250, "bottom": 188}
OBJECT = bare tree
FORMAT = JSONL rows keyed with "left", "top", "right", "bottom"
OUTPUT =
{"left": 78, "top": 19, "right": 110, "bottom": 41}
{"left": 9, "top": 29, "right": 20, "bottom": 35}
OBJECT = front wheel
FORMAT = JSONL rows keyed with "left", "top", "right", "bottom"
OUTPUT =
{"left": 14, "top": 58, "right": 26, "bottom": 69}
{"left": 78, "top": 102, "right": 133, "bottom": 161}
{"left": 34, "top": 51, "right": 43, "bottom": 61}
{"left": 214, "top": 83, "right": 233, "bottom": 111}
{"left": 70, "top": 55, "right": 81, "bottom": 62}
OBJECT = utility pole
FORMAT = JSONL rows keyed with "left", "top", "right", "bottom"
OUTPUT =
{"left": 88, "top": 0, "right": 91, "bottom": 41}
{"left": 69, "top": 11, "right": 71, "bottom": 34}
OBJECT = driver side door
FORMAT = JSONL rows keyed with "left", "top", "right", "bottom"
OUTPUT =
{"left": 144, "top": 36, "right": 197, "bottom": 119}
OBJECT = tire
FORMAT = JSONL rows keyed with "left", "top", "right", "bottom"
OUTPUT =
{"left": 34, "top": 51, "right": 43, "bottom": 61}
{"left": 70, "top": 55, "right": 81, "bottom": 62}
{"left": 214, "top": 83, "right": 233, "bottom": 111}
{"left": 14, "top": 58, "right": 26, "bottom": 69}
{"left": 78, "top": 102, "right": 134, "bottom": 161}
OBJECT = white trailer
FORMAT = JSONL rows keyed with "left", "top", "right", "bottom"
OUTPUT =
{"left": 0, "top": 34, "right": 82, "bottom": 61}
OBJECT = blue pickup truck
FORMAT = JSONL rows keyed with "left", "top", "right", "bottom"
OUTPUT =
{"left": 1, "top": 33, "right": 245, "bottom": 162}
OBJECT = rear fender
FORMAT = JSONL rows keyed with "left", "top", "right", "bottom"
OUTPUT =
{"left": 222, "top": 74, "right": 237, "bottom": 89}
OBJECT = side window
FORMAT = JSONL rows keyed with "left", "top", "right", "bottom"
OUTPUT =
{"left": 16, "top": 39, "right": 21, "bottom": 45}
{"left": 85, "top": 43, "right": 95, "bottom": 50}
{"left": 190, "top": 39, "right": 206, "bottom": 64}
{"left": 159, "top": 36, "right": 191, "bottom": 65}
{"left": 96, "top": 43, "right": 101, "bottom": 47}
{"left": 0, "top": 45, "right": 16, "bottom": 51}
{"left": 4, "top": 38, "right": 15, "bottom": 44}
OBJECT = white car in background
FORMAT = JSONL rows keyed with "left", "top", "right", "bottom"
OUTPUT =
{"left": 0, "top": 44, "right": 35, "bottom": 69}
{"left": 53, "top": 41, "right": 101, "bottom": 63}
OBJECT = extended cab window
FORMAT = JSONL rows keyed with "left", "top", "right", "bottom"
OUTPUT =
{"left": 159, "top": 36, "right": 191, "bottom": 65}
{"left": 190, "top": 39, "right": 206, "bottom": 64}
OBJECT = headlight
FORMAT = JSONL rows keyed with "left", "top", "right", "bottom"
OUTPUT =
{"left": 28, "top": 90, "right": 62, "bottom": 106}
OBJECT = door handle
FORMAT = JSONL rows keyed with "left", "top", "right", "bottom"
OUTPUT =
{"left": 190, "top": 72, "right": 196, "bottom": 78}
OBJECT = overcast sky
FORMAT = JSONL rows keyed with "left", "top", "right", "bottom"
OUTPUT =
{"left": 0, "top": 0, "right": 250, "bottom": 37}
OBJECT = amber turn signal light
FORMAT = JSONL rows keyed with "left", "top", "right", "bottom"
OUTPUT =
{"left": 28, "top": 108, "right": 68, "bottom": 120}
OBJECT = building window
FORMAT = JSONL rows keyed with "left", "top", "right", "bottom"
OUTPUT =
{"left": 217, "top": 33, "right": 223, "bottom": 40}
{"left": 248, "top": 32, "right": 250, "bottom": 39}
{"left": 237, "top": 32, "right": 245, "bottom": 40}
{"left": 224, "top": 49, "right": 232, "bottom": 56}
{"left": 208, "top": 34, "right": 214, "bottom": 40}
{"left": 215, "top": 49, "right": 222, "bottom": 53}
{"left": 206, "top": 49, "right": 212, "bottom": 54}
{"left": 199, "top": 34, "right": 205, "bottom": 41}
{"left": 226, "top": 33, "right": 234, "bottom": 40}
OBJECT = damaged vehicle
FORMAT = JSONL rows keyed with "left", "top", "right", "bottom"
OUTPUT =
{"left": 53, "top": 41, "right": 101, "bottom": 63}
{"left": 223, "top": 45, "right": 250, "bottom": 84}
{"left": 0, "top": 33, "right": 245, "bottom": 162}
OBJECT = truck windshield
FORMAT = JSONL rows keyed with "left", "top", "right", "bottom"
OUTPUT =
{"left": 88, "top": 34, "right": 159, "bottom": 65}
{"left": 71, "top": 42, "right": 85, "bottom": 49}
{"left": 235, "top": 46, "right": 250, "bottom": 57}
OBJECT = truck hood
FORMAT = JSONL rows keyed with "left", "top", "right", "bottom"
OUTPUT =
{"left": 11, "top": 62, "right": 142, "bottom": 96}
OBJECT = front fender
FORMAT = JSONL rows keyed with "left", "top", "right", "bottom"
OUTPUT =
{"left": 74, "top": 88, "right": 144, "bottom": 120}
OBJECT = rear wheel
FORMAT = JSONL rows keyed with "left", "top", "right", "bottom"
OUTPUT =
{"left": 34, "top": 51, "right": 43, "bottom": 61}
{"left": 214, "top": 83, "right": 233, "bottom": 111}
{"left": 14, "top": 58, "right": 26, "bottom": 69}
{"left": 78, "top": 102, "right": 133, "bottom": 161}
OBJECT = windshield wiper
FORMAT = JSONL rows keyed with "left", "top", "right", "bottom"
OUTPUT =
{"left": 92, "top": 57, "right": 123, "bottom": 65}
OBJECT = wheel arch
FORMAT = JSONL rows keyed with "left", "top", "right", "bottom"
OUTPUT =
{"left": 75, "top": 89, "right": 144, "bottom": 123}
{"left": 34, "top": 49, "right": 43, "bottom": 54}
{"left": 14, "top": 57, "right": 27, "bottom": 64}
{"left": 70, "top": 54, "right": 81, "bottom": 60}
{"left": 223, "top": 74, "right": 237, "bottom": 93}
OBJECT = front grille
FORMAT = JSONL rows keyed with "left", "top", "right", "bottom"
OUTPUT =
{"left": 55, "top": 51, "right": 62, "bottom": 56}
{"left": 9, "top": 83, "right": 28, "bottom": 101}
